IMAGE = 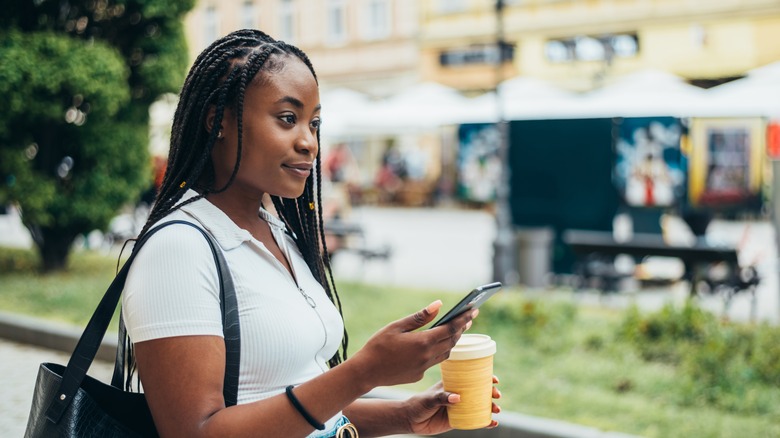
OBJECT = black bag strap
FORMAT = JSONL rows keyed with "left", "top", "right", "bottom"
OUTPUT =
{"left": 110, "top": 221, "right": 240, "bottom": 405}
{"left": 111, "top": 310, "right": 131, "bottom": 389}
{"left": 45, "top": 220, "right": 241, "bottom": 423}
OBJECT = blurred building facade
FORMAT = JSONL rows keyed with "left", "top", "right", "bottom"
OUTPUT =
{"left": 181, "top": 0, "right": 780, "bottom": 95}
{"left": 183, "top": 0, "right": 421, "bottom": 98}
{"left": 420, "top": 0, "right": 780, "bottom": 93}
{"left": 175, "top": 0, "right": 780, "bottom": 211}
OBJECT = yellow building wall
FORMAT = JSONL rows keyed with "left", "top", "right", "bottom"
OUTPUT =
{"left": 754, "top": 16, "right": 780, "bottom": 66}
{"left": 184, "top": 1, "right": 265, "bottom": 63}
{"left": 420, "top": 49, "right": 516, "bottom": 92}
{"left": 419, "top": 0, "right": 780, "bottom": 93}
{"left": 642, "top": 20, "right": 758, "bottom": 78}
{"left": 184, "top": 0, "right": 421, "bottom": 98}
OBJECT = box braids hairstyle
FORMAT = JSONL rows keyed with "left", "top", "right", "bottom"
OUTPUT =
{"left": 136, "top": 29, "right": 347, "bottom": 367}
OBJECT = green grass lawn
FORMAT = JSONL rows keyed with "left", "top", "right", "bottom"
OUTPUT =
{"left": 0, "top": 247, "right": 126, "bottom": 327}
{"left": 1, "top": 247, "right": 779, "bottom": 437}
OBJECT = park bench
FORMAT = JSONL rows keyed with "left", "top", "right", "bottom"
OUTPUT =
{"left": 563, "top": 229, "right": 760, "bottom": 318}
{"left": 324, "top": 220, "right": 392, "bottom": 263}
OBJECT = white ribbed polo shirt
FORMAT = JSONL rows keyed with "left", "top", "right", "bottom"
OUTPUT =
{"left": 122, "top": 190, "right": 345, "bottom": 430}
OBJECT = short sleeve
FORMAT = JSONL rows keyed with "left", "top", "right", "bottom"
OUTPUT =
{"left": 122, "top": 223, "right": 223, "bottom": 343}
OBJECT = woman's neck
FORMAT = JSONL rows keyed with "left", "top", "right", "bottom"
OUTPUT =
{"left": 205, "top": 190, "right": 265, "bottom": 230}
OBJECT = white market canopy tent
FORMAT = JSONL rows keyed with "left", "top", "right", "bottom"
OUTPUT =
{"left": 321, "top": 83, "right": 472, "bottom": 136}
{"left": 321, "top": 78, "right": 588, "bottom": 134}
{"left": 348, "top": 82, "right": 475, "bottom": 134}
{"left": 500, "top": 76, "right": 585, "bottom": 120}
{"left": 320, "top": 64, "right": 780, "bottom": 138}
{"left": 703, "top": 61, "right": 780, "bottom": 118}
{"left": 579, "top": 69, "right": 710, "bottom": 118}
{"left": 460, "top": 76, "right": 586, "bottom": 122}
{"left": 319, "top": 87, "right": 373, "bottom": 137}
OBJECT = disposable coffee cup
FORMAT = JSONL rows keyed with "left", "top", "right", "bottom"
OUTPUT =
{"left": 440, "top": 333, "right": 496, "bottom": 430}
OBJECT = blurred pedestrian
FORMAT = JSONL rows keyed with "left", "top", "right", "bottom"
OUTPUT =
{"left": 323, "top": 142, "right": 353, "bottom": 184}
{"left": 375, "top": 143, "right": 405, "bottom": 204}
{"left": 321, "top": 142, "right": 356, "bottom": 219}
{"left": 122, "top": 29, "right": 499, "bottom": 437}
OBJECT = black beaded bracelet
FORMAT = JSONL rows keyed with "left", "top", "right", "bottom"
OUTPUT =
{"left": 285, "top": 385, "right": 325, "bottom": 430}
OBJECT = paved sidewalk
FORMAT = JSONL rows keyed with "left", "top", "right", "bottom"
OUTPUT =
{"left": 0, "top": 338, "right": 420, "bottom": 438}
{"left": 331, "top": 207, "right": 780, "bottom": 324}
{"left": 0, "top": 338, "right": 114, "bottom": 437}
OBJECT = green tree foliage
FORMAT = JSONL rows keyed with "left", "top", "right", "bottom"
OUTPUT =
{"left": 0, "top": 0, "right": 194, "bottom": 271}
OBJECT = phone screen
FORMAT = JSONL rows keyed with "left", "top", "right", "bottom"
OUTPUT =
{"left": 429, "top": 282, "right": 502, "bottom": 328}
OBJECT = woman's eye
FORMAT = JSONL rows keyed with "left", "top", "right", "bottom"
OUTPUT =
{"left": 280, "top": 114, "right": 296, "bottom": 125}
{"left": 310, "top": 119, "right": 321, "bottom": 130}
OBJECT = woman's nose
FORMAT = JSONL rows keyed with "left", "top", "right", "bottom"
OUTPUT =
{"left": 295, "top": 128, "right": 318, "bottom": 156}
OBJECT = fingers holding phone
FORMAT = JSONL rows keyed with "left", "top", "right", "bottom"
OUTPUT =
{"left": 428, "top": 307, "right": 478, "bottom": 340}
{"left": 348, "top": 283, "right": 500, "bottom": 389}
{"left": 430, "top": 282, "right": 501, "bottom": 329}
{"left": 350, "top": 301, "right": 470, "bottom": 387}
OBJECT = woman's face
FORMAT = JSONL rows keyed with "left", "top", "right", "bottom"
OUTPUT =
{"left": 212, "top": 55, "right": 321, "bottom": 199}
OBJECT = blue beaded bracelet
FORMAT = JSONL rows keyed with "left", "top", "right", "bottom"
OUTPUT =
{"left": 285, "top": 385, "right": 325, "bottom": 430}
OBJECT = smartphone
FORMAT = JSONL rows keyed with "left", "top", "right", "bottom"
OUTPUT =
{"left": 429, "top": 282, "right": 502, "bottom": 328}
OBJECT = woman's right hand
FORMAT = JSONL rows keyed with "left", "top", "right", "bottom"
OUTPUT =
{"left": 348, "top": 300, "right": 477, "bottom": 389}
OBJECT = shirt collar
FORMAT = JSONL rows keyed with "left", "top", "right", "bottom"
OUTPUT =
{"left": 258, "top": 207, "right": 288, "bottom": 232}
{"left": 176, "top": 190, "right": 287, "bottom": 251}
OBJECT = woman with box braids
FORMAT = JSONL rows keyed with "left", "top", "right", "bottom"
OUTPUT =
{"left": 138, "top": 29, "right": 347, "bottom": 366}
{"left": 123, "top": 29, "right": 499, "bottom": 437}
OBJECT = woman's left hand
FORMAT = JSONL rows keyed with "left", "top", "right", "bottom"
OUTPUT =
{"left": 403, "top": 376, "right": 501, "bottom": 435}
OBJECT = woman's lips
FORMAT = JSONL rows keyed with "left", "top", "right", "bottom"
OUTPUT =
{"left": 282, "top": 163, "right": 313, "bottom": 178}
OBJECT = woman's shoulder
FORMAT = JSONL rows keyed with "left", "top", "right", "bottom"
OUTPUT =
{"left": 123, "top": 212, "right": 224, "bottom": 343}
{"left": 136, "top": 213, "right": 215, "bottom": 262}
{"left": 125, "top": 212, "right": 222, "bottom": 297}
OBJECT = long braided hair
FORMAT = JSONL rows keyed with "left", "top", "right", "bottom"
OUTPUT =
{"left": 138, "top": 29, "right": 347, "bottom": 367}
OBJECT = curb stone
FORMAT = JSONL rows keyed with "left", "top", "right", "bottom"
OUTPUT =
{"left": 0, "top": 310, "right": 118, "bottom": 363}
{"left": 368, "top": 388, "right": 642, "bottom": 438}
{"left": 0, "top": 310, "right": 641, "bottom": 438}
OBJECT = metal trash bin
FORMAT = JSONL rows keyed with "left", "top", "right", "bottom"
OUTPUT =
{"left": 516, "top": 227, "right": 554, "bottom": 288}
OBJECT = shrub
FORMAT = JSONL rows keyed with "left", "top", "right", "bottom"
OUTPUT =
{"left": 682, "top": 326, "right": 752, "bottom": 396}
{"left": 617, "top": 301, "right": 716, "bottom": 363}
{"left": 619, "top": 301, "right": 780, "bottom": 413}
{"left": 747, "top": 324, "right": 780, "bottom": 386}
{"left": 0, "top": 247, "right": 40, "bottom": 273}
{"left": 473, "top": 293, "right": 577, "bottom": 351}
{"left": 584, "top": 333, "right": 605, "bottom": 351}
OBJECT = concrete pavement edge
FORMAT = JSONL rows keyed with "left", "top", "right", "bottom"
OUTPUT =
{"left": 367, "top": 387, "right": 641, "bottom": 438}
{"left": 0, "top": 310, "right": 118, "bottom": 363}
{"left": 0, "top": 310, "right": 640, "bottom": 438}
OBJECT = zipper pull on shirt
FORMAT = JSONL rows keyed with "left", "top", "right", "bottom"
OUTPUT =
{"left": 299, "top": 287, "right": 317, "bottom": 308}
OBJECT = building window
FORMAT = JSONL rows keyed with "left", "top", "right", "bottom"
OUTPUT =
{"left": 204, "top": 6, "right": 219, "bottom": 49}
{"left": 545, "top": 40, "right": 572, "bottom": 63}
{"left": 436, "top": 0, "right": 466, "bottom": 14}
{"left": 545, "top": 33, "right": 639, "bottom": 63}
{"left": 439, "top": 43, "right": 515, "bottom": 67}
{"left": 279, "top": 0, "right": 294, "bottom": 42}
{"left": 326, "top": 0, "right": 347, "bottom": 45}
{"left": 241, "top": 1, "right": 256, "bottom": 29}
{"left": 363, "top": 0, "right": 390, "bottom": 40}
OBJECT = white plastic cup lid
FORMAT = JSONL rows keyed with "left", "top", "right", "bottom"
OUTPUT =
{"left": 448, "top": 334, "right": 496, "bottom": 360}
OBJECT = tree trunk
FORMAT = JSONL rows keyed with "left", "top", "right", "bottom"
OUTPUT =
{"left": 37, "top": 227, "right": 78, "bottom": 273}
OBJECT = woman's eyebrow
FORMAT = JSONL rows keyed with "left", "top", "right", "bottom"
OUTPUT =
{"left": 275, "top": 96, "right": 321, "bottom": 112}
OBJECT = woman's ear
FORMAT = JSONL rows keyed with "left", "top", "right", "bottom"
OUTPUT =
{"left": 205, "top": 106, "right": 219, "bottom": 135}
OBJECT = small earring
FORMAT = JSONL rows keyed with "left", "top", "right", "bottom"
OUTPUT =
{"left": 217, "top": 130, "right": 224, "bottom": 139}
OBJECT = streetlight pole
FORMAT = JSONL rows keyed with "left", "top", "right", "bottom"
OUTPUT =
{"left": 773, "top": 158, "right": 780, "bottom": 321}
{"left": 491, "top": 0, "right": 519, "bottom": 286}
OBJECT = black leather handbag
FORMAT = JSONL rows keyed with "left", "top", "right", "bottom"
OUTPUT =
{"left": 24, "top": 220, "right": 241, "bottom": 437}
